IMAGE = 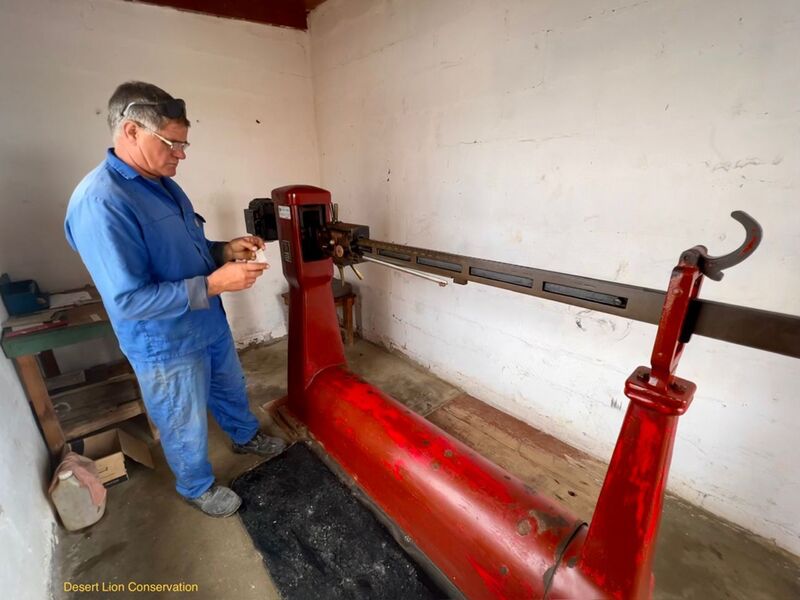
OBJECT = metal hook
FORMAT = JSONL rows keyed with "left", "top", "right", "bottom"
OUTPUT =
{"left": 684, "top": 211, "right": 762, "bottom": 281}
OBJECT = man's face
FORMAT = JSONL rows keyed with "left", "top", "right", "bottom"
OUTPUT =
{"left": 137, "top": 120, "right": 189, "bottom": 178}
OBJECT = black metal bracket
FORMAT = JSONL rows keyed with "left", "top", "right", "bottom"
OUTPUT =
{"left": 681, "top": 211, "right": 762, "bottom": 281}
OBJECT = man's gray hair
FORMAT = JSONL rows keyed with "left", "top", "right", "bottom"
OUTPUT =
{"left": 107, "top": 81, "right": 190, "bottom": 139}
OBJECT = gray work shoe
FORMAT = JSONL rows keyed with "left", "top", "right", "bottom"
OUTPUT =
{"left": 186, "top": 485, "right": 241, "bottom": 518}
{"left": 233, "top": 431, "right": 287, "bottom": 458}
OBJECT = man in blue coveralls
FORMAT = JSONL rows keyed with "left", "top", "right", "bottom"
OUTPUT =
{"left": 65, "top": 81, "right": 286, "bottom": 517}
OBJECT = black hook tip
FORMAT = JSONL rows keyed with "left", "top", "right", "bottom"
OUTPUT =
{"left": 699, "top": 211, "right": 762, "bottom": 280}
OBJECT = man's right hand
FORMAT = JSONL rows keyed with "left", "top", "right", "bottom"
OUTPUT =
{"left": 206, "top": 262, "right": 269, "bottom": 296}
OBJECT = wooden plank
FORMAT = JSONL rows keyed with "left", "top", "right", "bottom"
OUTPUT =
{"left": 428, "top": 393, "right": 608, "bottom": 522}
{"left": 54, "top": 379, "right": 141, "bottom": 424}
{"left": 62, "top": 400, "right": 144, "bottom": 440}
{"left": 83, "top": 359, "right": 133, "bottom": 384}
{"left": 49, "top": 360, "right": 134, "bottom": 394}
{"left": 46, "top": 369, "right": 86, "bottom": 392}
{"left": 15, "top": 354, "right": 65, "bottom": 457}
{"left": 51, "top": 373, "right": 136, "bottom": 401}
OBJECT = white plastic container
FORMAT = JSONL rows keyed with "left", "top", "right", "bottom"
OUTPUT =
{"left": 50, "top": 470, "right": 106, "bottom": 531}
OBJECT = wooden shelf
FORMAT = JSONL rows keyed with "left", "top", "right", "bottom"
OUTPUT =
{"left": 51, "top": 361, "right": 145, "bottom": 441}
{"left": 62, "top": 400, "right": 144, "bottom": 441}
{"left": 4, "top": 288, "right": 158, "bottom": 459}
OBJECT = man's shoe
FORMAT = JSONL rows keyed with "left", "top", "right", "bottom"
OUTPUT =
{"left": 233, "top": 431, "right": 287, "bottom": 458}
{"left": 186, "top": 485, "right": 241, "bottom": 518}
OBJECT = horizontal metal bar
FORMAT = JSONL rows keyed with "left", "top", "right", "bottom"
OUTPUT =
{"left": 358, "top": 239, "right": 800, "bottom": 359}
{"left": 687, "top": 300, "right": 799, "bottom": 358}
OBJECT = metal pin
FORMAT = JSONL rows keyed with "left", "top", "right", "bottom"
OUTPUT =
{"left": 350, "top": 264, "right": 364, "bottom": 280}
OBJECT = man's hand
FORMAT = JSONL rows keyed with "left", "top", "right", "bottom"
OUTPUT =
{"left": 223, "top": 236, "right": 265, "bottom": 262}
{"left": 206, "top": 262, "right": 268, "bottom": 296}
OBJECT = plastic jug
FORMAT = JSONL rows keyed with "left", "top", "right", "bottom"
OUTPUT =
{"left": 50, "top": 469, "right": 106, "bottom": 531}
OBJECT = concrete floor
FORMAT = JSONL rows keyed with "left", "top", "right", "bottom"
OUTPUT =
{"left": 54, "top": 338, "right": 800, "bottom": 599}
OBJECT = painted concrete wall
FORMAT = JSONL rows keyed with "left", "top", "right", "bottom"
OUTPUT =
{"left": 0, "top": 307, "right": 55, "bottom": 600}
{"left": 0, "top": 0, "right": 320, "bottom": 346}
{"left": 309, "top": 0, "right": 800, "bottom": 553}
{"left": 0, "top": 1, "right": 318, "bottom": 596}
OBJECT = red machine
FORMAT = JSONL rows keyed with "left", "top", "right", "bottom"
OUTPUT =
{"left": 244, "top": 185, "right": 794, "bottom": 599}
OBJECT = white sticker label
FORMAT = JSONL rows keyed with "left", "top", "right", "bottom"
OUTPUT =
{"left": 278, "top": 205, "right": 291, "bottom": 220}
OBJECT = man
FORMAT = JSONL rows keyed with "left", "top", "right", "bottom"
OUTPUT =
{"left": 65, "top": 81, "right": 286, "bottom": 517}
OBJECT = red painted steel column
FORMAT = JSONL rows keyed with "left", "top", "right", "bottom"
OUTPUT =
{"left": 272, "top": 185, "right": 346, "bottom": 400}
{"left": 573, "top": 260, "right": 703, "bottom": 599}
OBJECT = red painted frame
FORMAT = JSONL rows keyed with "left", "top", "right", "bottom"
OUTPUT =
{"left": 273, "top": 185, "right": 706, "bottom": 599}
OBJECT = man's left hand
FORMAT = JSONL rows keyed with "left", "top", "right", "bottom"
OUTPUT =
{"left": 224, "top": 236, "right": 265, "bottom": 262}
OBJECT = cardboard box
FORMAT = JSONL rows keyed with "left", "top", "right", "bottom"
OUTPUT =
{"left": 71, "top": 429, "right": 154, "bottom": 486}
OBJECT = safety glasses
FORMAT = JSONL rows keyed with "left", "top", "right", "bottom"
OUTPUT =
{"left": 138, "top": 124, "right": 190, "bottom": 153}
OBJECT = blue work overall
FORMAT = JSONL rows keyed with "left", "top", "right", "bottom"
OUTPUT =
{"left": 65, "top": 149, "right": 259, "bottom": 498}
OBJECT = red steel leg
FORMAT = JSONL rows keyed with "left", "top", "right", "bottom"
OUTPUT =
{"left": 573, "top": 260, "right": 703, "bottom": 599}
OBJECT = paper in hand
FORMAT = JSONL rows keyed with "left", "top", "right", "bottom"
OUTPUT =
{"left": 249, "top": 247, "right": 269, "bottom": 264}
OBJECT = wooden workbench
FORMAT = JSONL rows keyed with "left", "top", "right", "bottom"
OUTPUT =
{"left": 1, "top": 287, "right": 152, "bottom": 459}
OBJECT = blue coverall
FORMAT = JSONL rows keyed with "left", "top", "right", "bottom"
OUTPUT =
{"left": 65, "top": 149, "right": 259, "bottom": 498}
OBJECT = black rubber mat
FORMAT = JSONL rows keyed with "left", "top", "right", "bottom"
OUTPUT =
{"left": 231, "top": 443, "right": 448, "bottom": 600}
